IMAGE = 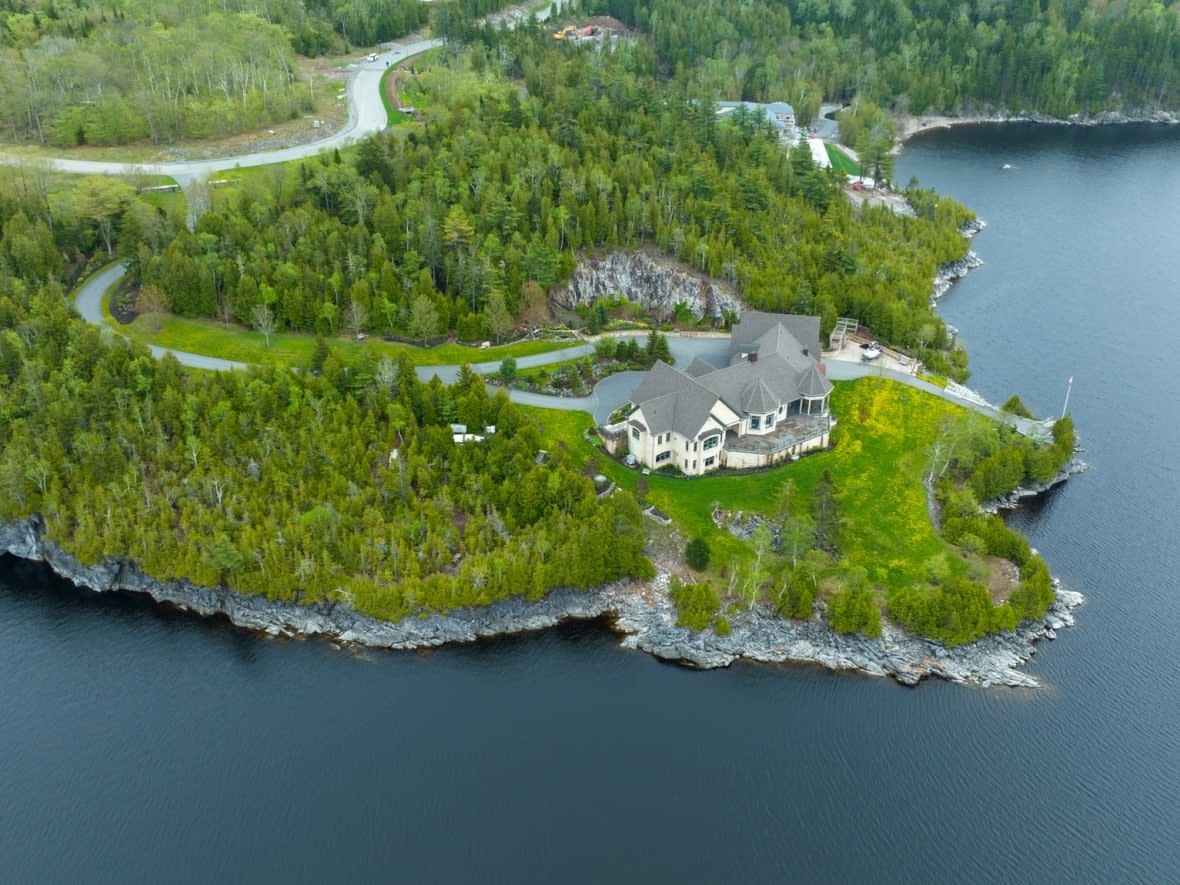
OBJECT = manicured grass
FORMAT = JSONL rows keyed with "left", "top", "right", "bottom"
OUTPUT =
{"left": 825, "top": 143, "right": 862, "bottom": 176}
{"left": 114, "top": 311, "right": 581, "bottom": 367}
{"left": 527, "top": 376, "right": 980, "bottom": 590}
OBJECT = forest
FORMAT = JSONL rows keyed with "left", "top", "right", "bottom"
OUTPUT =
{"left": 0, "top": 180, "right": 654, "bottom": 619}
{"left": 125, "top": 26, "right": 975, "bottom": 377}
{"left": 587, "top": 0, "right": 1180, "bottom": 119}
{"left": 6, "top": 0, "right": 1179, "bottom": 147}
{"left": 0, "top": 3, "right": 1095, "bottom": 646}
{"left": 0, "top": 0, "right": 507, "bottom": 144}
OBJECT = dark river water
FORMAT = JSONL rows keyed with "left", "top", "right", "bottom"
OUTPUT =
{"left": 4, "top": 124, "right": 1180, "bottom": 884}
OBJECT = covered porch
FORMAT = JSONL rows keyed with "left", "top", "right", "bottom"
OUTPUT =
{"left": 723, "top": 413, "right": 832, "bottom": 466}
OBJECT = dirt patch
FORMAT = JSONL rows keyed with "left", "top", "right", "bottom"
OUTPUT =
{"left": 980, "top": 553, "right": 1021, "bottom": 602}
{"left": 585, "top": 16, "right": 628, "bottom": 31}
{"left": 110, "top": 277, "right": 139, "bottom": 325}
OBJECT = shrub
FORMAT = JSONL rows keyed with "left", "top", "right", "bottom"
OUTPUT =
{"left": 889, "top": 577, "right": 1012, "bottom": 646}
{"left": 827, "top": 586, "right": 882, "bottom": 638}
{"left": 1008, "top": 555, "right": 1056, "bottom": 621}
{"left": 668, "top": 576, "right": 721, "bottom": 631}
{"left": 776, "top": 572, "right": 816, "bottom": 620}
{"left": 944, "top": 515, "right": 1029, "bottom": 566}
{"left": 685, "top": 537, "right": 711, "bottom": 571}
{"left": 499, "top": 357, "right": 517, "bottom": 384}
{"left": 1001, "top": 395, "right": 1036, "bottom": 418}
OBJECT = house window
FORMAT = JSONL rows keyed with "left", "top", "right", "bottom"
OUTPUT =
{"left": 750, "top": 415, "right": 761, "bottom": 431}
{"left": 704, "top": 456, "right": 715, "bottom": 467}
{"left": 765, "top": 413, "right": 775, "bottom": 429}
{"left": 631, "top": 427, "right": 640, "bottom": 440}
{"left": 656, "top": 451, "right": 671, "bottom": 463}
{"left": 703, "top": 435, "right": 719, "bottom": 451}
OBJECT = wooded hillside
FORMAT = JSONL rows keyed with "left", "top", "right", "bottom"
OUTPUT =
{"left": 586, "top": 0, "right": 1180, "bottom": 118}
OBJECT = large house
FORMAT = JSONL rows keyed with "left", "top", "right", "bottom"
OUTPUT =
{"left": 715, "top": 101, "right": 797, "bottom": 142}
{"left": 624, "top": 312, "right": 833, "bottom": 475}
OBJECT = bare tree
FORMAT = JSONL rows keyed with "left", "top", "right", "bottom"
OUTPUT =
{"left": 251, "top": 303, "right": 276, "bottom": 348}
{"left": 345, "top": 300, "right": 369, "bottom": 339}
{"left": 136, "top": 284, "right": 169, "bottom": 332}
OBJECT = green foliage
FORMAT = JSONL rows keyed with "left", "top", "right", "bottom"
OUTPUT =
{"left": 943, "top": 515, "right": 1030, "bottom": 567}
{"left": 776, "top": 568, "right": 817, "bottom": 620}
{"left": 969, "top": 446, "right": 1025, "bottom": 501}
{"left": 889, "top": 578, "right": 1017, "bottom": 646}
{"left": 498, "top": 356, "right": 517, "bottom": 384}
{"left": 1008, "top": 555, "right": 1056, "bottom": 622}
{"left": 591, "top": 0, "right": 1180, "bottom": 118}
{"left": 116, "top": 35, "right": 974, "bottom": 367}
{"left": 1001, "top": 395, "right": 1036, "bottom": 419}
{"left": 1, "top": 10, "right": 309, "bottom": 146}
{"left": 685, "top": 537, "right": 711, "bottom": 571}
{"left": 668, "top": 575, "right": 722, "bottom": 632}
{"left": 826, "top": 586, "right": 882, "bottom": 638}
{"left": 0, "top": 185, "right": 655, "bottom": 622}
{"left": 812, "top": 469, "right": 840, "bottom": 552}
{"left": 837, "top": 98, "right": 894, "bottom": 183}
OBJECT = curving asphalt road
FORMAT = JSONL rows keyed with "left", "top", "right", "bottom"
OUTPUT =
{"left": 61, "top": 3, "right": 1041, "bottom": 434}
{"left": 74, "top": 262, "right": 1047, "bottom": 433}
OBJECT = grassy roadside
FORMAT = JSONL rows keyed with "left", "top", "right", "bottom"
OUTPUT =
{"left": 112, "top": 310, "right": 581, "bottom": 368}
{"left": 379, "top": 47, "right": 440, "bottom": 127}
{"left": 825, "top": 143, "right": 862, "bottom": 176}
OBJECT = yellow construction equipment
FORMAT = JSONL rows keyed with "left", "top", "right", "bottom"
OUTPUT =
{"left": 553, "top": 25, "right": 575, "bottom": 39}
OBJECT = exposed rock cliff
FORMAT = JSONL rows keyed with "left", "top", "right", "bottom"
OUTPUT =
{"left": 555, "top": 251, "right": 745, "bottom": 321}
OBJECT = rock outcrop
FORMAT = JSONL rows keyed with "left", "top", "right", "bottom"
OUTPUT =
{"left": 931, "top": 219, "right": 986, "bottom": 304}
{"left": 555, "top": 251, "right": 744, "bottom": 321}
{"left": 2, "top": 509, "right": 1082, "bottom": 688}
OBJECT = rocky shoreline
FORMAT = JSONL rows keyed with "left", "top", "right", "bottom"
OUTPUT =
{"left": 932, "top": 218, "right": 986, "bottom": 305}
{"left": 1, "top": 504, "right": 1083, "bottom": 688}
{"left": 896, "top": 108, "right": 1180, "bottom": 145}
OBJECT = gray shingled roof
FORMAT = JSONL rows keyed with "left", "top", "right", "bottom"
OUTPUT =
{"left": 697, "top": 353, "right": 800, "bottom": 415}
{"left": 729, "top": 311, "right": 822, "bottom": 364}
{"left": 630, "top": 362, "right": 724, "bottom": 439}
{"left": 799, "top": 363, "right": 833, "bottom": 398}
{"left": 631, "top": 313, "right": 831, "bottom": 434}
{"left": 741, "top": 377, "right": 778, "bottom": 414}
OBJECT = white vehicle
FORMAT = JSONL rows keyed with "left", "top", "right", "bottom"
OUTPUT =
{"left": 862, "top": 341, "right": 881, "bottom": 361}
{"left": 366, "top": 53, "right": 378, "bottom": 62}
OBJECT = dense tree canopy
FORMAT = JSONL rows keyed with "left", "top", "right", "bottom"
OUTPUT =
{"left": 129, "top": 28, "right": 975, "bottom": 374}
{"left": 0, "top": 178, "right": 653, "bottom": 621}
{"left": 585, "top": 0, "right": 1180, "bottom": 117}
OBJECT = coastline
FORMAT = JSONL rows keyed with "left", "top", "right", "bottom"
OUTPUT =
{"left": 0, "top": 454, "right": 1084, "bottom": 687}
{"left": 895, "top": 108, "right": 1180, "bottom": 146}
{"left": 5, "top": 133, "right": 1087, "bottom": 688}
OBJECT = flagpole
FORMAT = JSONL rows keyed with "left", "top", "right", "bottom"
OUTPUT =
{"left": 1061, "top": 376, "right": 1073, "bottom": 419}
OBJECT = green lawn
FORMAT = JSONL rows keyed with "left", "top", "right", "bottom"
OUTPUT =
{"left": 113, "top": 311, "right": 581, "bottom": 367}
{"left": 524, "top": 376, "right": 978, "bottom": 590}
{"left": 825, "top": 143, "right": 862, "bottom": 176}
